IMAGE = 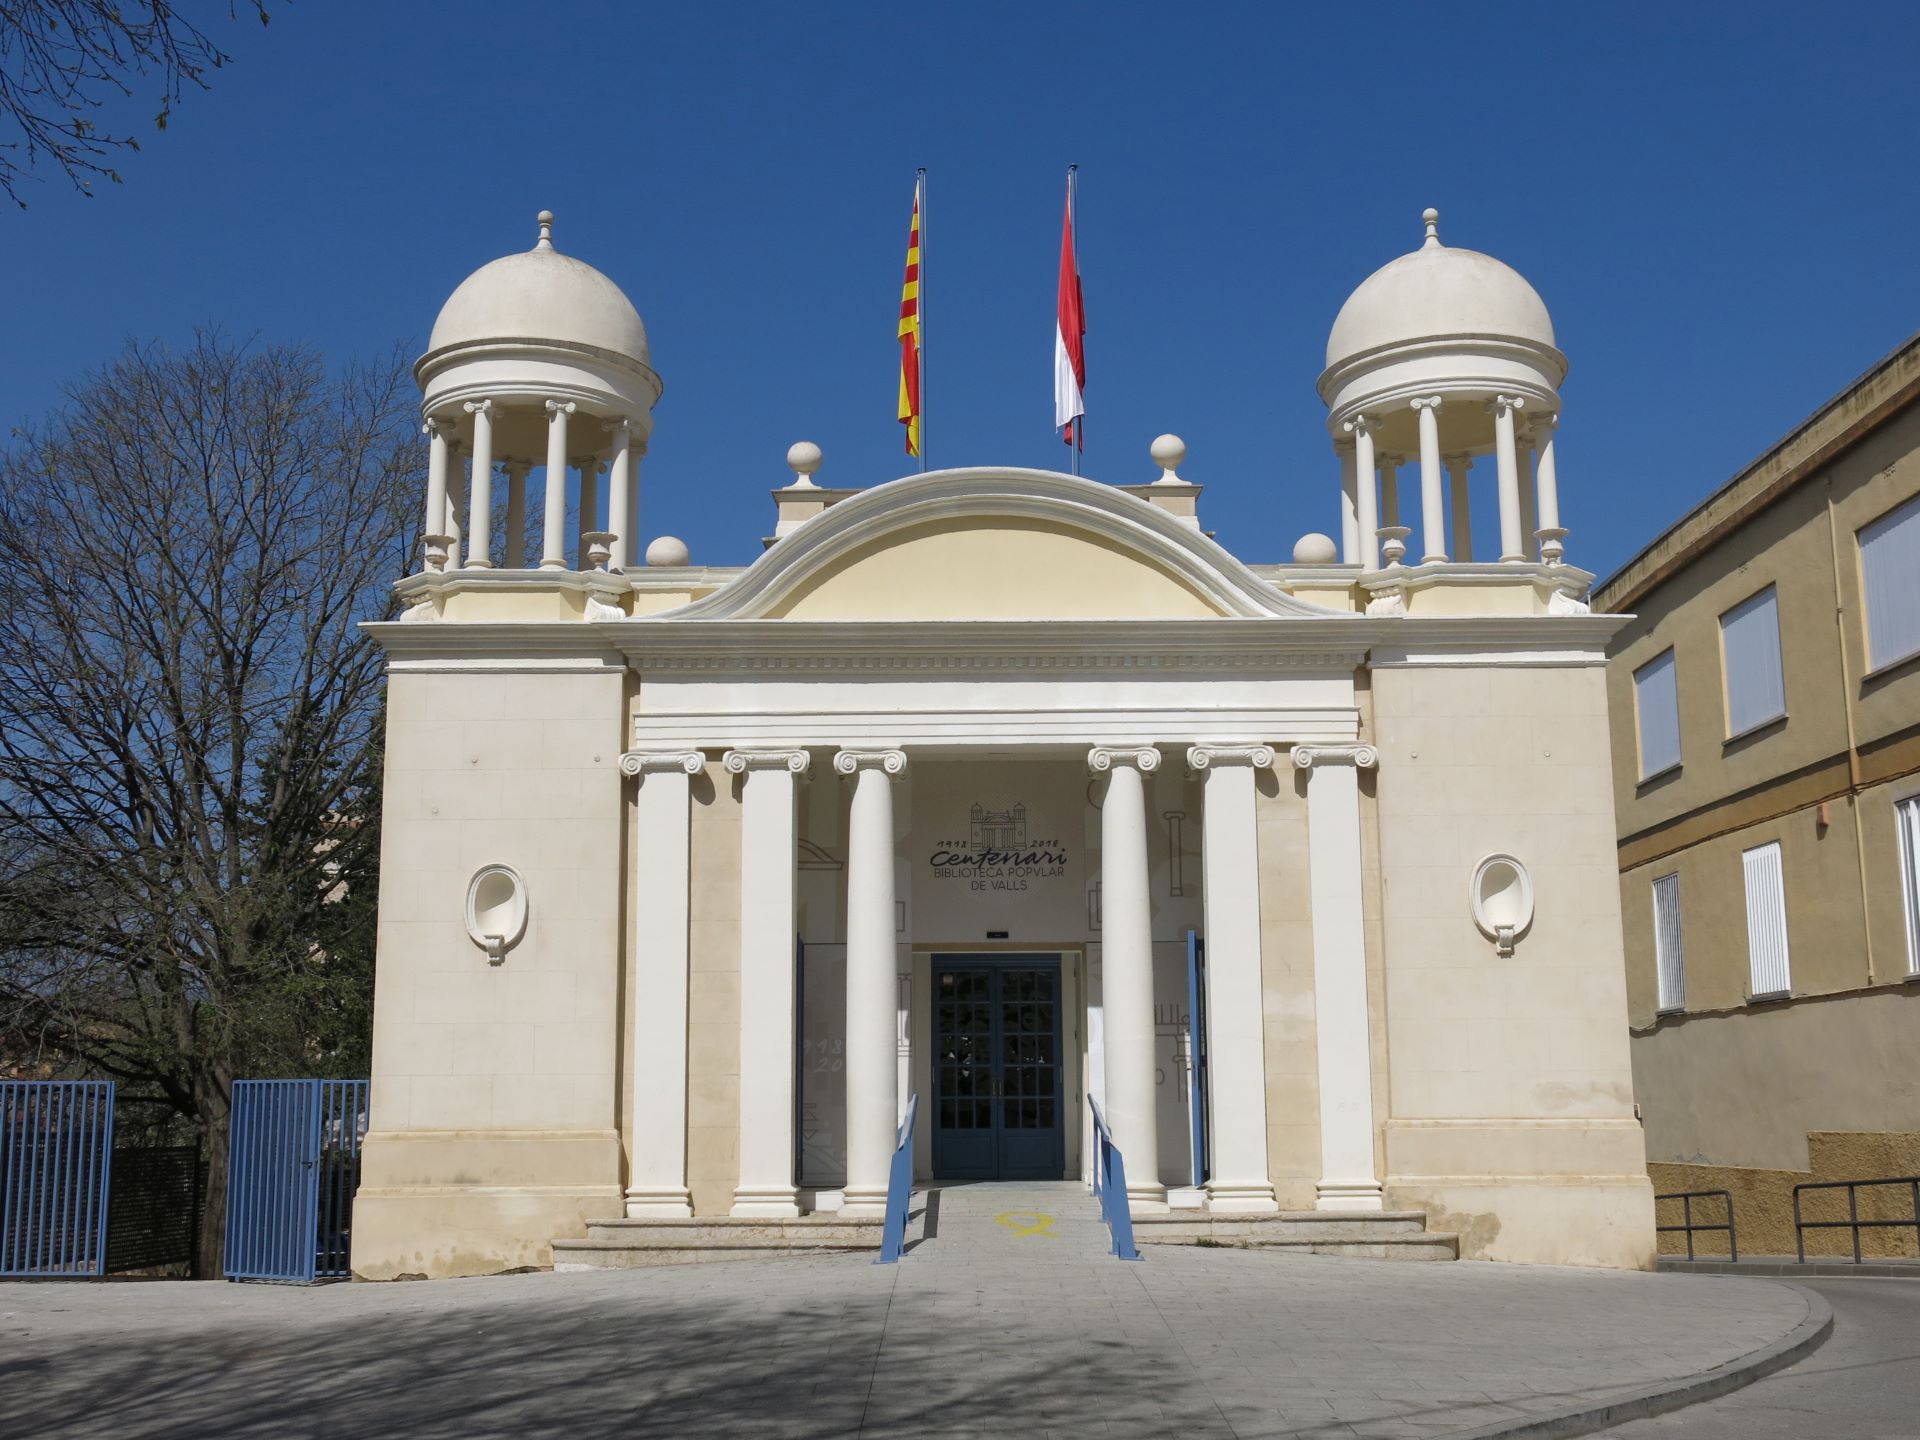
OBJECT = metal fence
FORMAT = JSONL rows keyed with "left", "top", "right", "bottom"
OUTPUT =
{"left": 1088, "top": 1096, "right": 1142, "bottom": 1262}
{"left": 224, "top": 1079, "right": 369, "bottom": 1283}
{"left": 1794, "top": 1175, "right": 1920, "bottom": 1264}
{"left": 1654, "top": 1188, "right": 1738, "bottom": 1261}
{"left": 0, "top": 1080, "right": 116, "bottom": 1277}
{"left": 106, "top": 1145, "right": 203, "bottom": 1274}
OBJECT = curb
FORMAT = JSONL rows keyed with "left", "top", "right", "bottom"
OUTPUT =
{"left": 1452, "top": 1281, "right": 1834, "bottom": 1439}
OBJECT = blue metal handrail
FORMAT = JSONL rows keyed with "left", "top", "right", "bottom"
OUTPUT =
{"left": 1088, "top": 1096, "right": 1141, "bottom": 1261}
{"left": 874, "top": 1093, "right": 918, "bottom": 1265}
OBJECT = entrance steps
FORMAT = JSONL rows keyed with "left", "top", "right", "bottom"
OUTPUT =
{"left": 551, "top": 1215, "right": 881, "bottom": 1271}
{"left": 551, "top": 1196, "right": 1457, "bottom": 1268}
{"left": 1131, "top": 1209, "right": 1459, "bottom": 1261}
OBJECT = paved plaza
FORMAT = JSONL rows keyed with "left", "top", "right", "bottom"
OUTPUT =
{"left": 0, "top": 1184, "right": 1826, "bottom": 1439}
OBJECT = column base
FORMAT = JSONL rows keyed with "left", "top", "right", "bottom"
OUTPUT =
{"left": 624, "top": 1187, "right": 694, "bottom": 1219}
{"left": 731, "top": 1186, "right": 803, "bottom": 1218}
{"left": 1316, "top": 1180, "right": 1385, "bottom": 1213}
{"left": 1125, "top": 1182, "right": 1170, "bottom": 1215}
{"left": 839, "top": 1184, "right": 890, "bottom": 1219}
{"left": 1205, "top": 1181, "right": 1280, "bottom": 1215}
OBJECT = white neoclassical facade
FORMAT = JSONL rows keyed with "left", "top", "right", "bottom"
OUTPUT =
{"left": 352, "top": 210, "right": 1657, "bottom": 1279}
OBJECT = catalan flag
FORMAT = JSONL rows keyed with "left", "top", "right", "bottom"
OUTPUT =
{"left": 898, "top": 177, "right": 924, "bottom": 460}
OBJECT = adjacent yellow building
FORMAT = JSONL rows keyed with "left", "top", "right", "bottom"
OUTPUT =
{"left": 1596, "top": 334, "right": 1920, "bottom": 1257}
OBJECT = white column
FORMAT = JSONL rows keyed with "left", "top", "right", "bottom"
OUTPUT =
{"left": 606, "top": 420, "right": 633, "bottom": 573}
{"left": 1531, "top": 414, "right": 1563, "bottom": 560}
{"left": 1335, "top": 439, "right": 1358, "bottom": 564}
{"left": 835, "top": 748, "right": 906, "bottom": 1218}
{"left": 620, "top": 750, "right": 703, "bottom": 1217}
{"left": 629, "top": 443, "right": 644, "bottom": 565}
{"left": 1411, "top": 396, "right": 1446, "bottom": 563}
{"left": 444, "top": 441, "right": 465, "bottom": 571}
{"left": 541, "top": 400, "right": 574, "bottom": 569}
{"left": 1517, "top": 429, "right": 1539, "bottom": 561}
{"left": 462, "top": 399, "right": 495, "bottom": 569}
{"left": 1293, "top": 743, "right": 1382, "bottom": 1212}
{"left": 1444, "top": 453, "right": 1474, "bottom": 562}
{"left": 1089, "top": 746, "right": 1165, "bottom": 1209}
{"left": 723, "top": 748, "right": 809, "bottom": 1217}
{"left": 421, "top": 418, "right": 451, "bottom": 570}
{"left": 1490, "top": 395, "right": 1526, "bottom": 562}
{"left": 1379, "top": 453, "right": 1401, "bottom": 528}
{"left": 576, "top": 456, "right": 602, "bottom": 566}
{"left": 1186, "top": 745, "right": 1279, "bottom": 1213}
{"left": 504, "top": 461, "right": 529, "bottom": 568}
{"left": 1343, "top": 415, "right": 1378, "bottom": 570}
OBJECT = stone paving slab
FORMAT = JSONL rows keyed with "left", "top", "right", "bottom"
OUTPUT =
{"left": 0, "top": 1182, "right": 1822, "bottom": 1439}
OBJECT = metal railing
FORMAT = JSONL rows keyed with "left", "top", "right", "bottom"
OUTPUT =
{"left": 1654, "top": 1188, "right": 1738, "bottom": 1261}
{"left": 1794, "top": 1176, "right": 1920, "bottom": 1264}
{"left": 1088, "top": 1096, "right": 1141, "bottom": 1262}
{"left": 0, "top": 1081, "right": 116, "bottom": 1277}
{"left": 874, "top": 1093, "right": 918, "bottom": 1265}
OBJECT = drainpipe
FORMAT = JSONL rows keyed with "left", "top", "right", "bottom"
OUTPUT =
{"left": 1824, "top": 476, "right": 1876, "bottom": 985}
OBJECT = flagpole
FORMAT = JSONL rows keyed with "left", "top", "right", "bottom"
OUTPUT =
{"left": 917, "top": 168, "right": 928, "bottom": 474}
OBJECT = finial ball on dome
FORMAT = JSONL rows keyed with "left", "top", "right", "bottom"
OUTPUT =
{"left": 1292, "top": 532, "right": 1339, "bottom": 564}
{"left": 1149, "top": 433, "right": 1186, "bottom": 478}
{"left": 645, "top": 535, "right": 690, "bottom": 567}
{"left": 786, "top": 440, "right": 823, "bottom": 476}
{"left": 1421, "top": 208, "right": 1440, "bottom": 245}
{"left": 536, "top": 210, "right": 555, "bottom": 248}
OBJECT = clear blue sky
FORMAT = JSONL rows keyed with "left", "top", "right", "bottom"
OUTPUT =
{"left": 6, "top": 1, "right": 1918, "bottom": 581}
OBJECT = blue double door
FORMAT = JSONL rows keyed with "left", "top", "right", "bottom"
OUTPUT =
{"left": 932, "top": 954, "right": 1065, "bottom": 1181}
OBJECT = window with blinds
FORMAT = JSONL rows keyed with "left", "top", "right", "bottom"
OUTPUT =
{"left": 1719, "top": 586, "right": 1786, "bottom": 738}
{"left": 1860, "top": 494, "right": 1920, "bottom": 672}
{"left": 1742, "top": 842, "right": 1791, "bottom": 998}
{"left": 1898, "top": 796, "right": 1920, "bottom": 977}
{"left": 1651, "top": 873, "right": 1685, "bottom": 1012}
{"left": 1633, "top": 648, "right": 1682, "bottom": 779}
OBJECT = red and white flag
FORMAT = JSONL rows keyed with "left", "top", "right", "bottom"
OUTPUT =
{"left": 1054, "top": 169, "right": 1086, "bottom": 450}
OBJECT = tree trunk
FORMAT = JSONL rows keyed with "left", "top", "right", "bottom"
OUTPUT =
{"left": 193, "top": 1096, "right": 231, "bottom": 1279}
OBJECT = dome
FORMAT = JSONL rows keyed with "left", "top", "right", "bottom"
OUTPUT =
{"left": 426, "top": 211, "right": 650, "bottom": 365}
{"left": 1325, "top": 209, "right": 1554, "bottom": 370}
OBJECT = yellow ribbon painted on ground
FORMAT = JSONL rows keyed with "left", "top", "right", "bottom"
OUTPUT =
{"left": 994, "top": 1211, "right": 1055, "bottom": 1238}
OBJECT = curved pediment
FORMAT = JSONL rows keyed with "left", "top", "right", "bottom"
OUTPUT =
{"left": 667, "top": 468, "right": 1345, "bottom": 622}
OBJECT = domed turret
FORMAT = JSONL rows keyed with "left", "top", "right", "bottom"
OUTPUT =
{"left": 413, "top": 212, "right": 663, "bottom": 576}
{"left": 1318, "top": 209, "right": 1567, "bottom": 572}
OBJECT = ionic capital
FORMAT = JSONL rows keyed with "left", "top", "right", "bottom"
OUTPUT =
{"left": 1186, "top": 744, "right": 1276, "bottom": 773}
{"left": 463, "top": 398, "right": 495, "bottom": 418}
{"left": 423, "top": 415, "right": 455, "bottom": 441}
{"left": 1529, "top": 411, "right": 1559, "bottom": 438}
{"left": 1088, "top": 745, "right": 1161, "bottom": 775}
{"left": 1486, "top": 394, "right": 1526, "bottom": 417}
{"left": 1341, "top": 413, "right": 1375, "bottom": 438}
{"left": 1407, "top": 395, "right": 1443, "bottom": 412}
{"left": 1441, "top": 451, "right": 1473, "bottom": 468}
{"left": 619, "top": 749, "right": 704, "bottom": 778}
{"left": 833, "top": 748, "right": 907, "bottom": 777}
{"left": 1291, "top": 743, "right": 1379, "bottom": 771}
{"left": 545, "top": 399, "right": 577, "bottom": 421}
{"left": 723, "top": 748, "right": 812, "bottom": 777}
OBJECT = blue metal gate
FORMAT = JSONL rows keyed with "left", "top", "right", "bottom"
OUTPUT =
{"left": 0, "top": 1081, "right": 116, "bottom": 1277}
{"left": 224, "top": 1079, "right": 368, "bottom": 1283}
{"left": 1186, "top": 930, "right": 1209, "bottom": 1188}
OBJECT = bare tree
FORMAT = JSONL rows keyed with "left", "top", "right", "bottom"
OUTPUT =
{"left": 0, "top": 331, "right": 415, "bottom": 1272}
{"left": 0, "top": 1, "right": 274, "bottom": 208}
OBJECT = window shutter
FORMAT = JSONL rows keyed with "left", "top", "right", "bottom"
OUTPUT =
{"left": 1860, "top": 495, "right": 1920, "bottom": 671}
{"left": 1634, "top": 649, "right": 1682, "bottom": 778}
{"left": 1897, "top": 796, "right": 1920, "bottom": 978}
{"left": 1720, "top": 587, "right": 1785, "bottom": 736}
{"left": 1651, "top": 873, "right": 1685, "bottom": 1011}
{"left": 1741, "top": 842, "right": 1791, "bottom": 997}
